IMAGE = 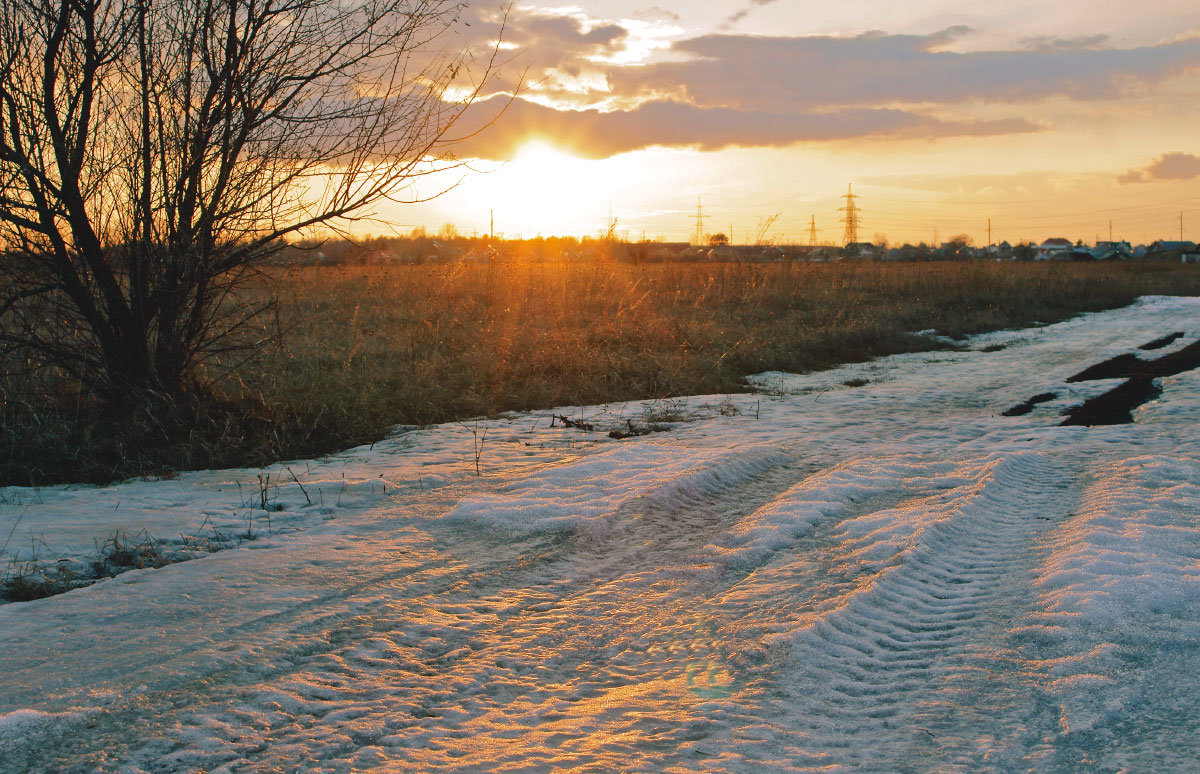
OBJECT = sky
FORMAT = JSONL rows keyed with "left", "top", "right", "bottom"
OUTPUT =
{"left": 373, "top": 1, "right": 1200, "bottom": 246}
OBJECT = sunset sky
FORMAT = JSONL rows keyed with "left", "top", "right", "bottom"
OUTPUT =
{"left": 386, "top": 1, "right": 1200, "bottom": 246}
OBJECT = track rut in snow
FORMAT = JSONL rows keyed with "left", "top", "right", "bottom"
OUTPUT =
{"left": 38, "top": 449, "right": 1093, "bottom": 773}
{"left": 699, "top": 451, "right": 1087, "bottom": 771}
{"left": 35, "top": 448, "right": 816, "bottom": 772}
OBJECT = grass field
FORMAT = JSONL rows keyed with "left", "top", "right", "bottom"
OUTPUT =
{"left": 6, "top": 258, "right": 1200, "bottom": 485}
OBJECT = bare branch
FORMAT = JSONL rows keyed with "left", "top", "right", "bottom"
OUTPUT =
{"left": 1, "top": 0, "right": 503, "bottom": 400}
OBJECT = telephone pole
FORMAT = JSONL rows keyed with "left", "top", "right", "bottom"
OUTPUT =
{"left": 987, "top": 218, "right": 992, "bottom": 250}
{"left": 692, "top": 197, "right": 709, "bottom": 245}
{"left": 839, "top": 184, "right": 862, "bottom": 246}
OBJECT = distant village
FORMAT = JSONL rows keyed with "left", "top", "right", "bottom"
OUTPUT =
{"left": 839, "top": 236, "right": 1200, "bottom": 263}
{"left": 275, "top": 233, "right": 1200, "bottom": 266}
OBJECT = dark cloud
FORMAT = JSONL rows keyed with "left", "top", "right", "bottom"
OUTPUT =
{"left": 448, "top": 10, "right": 1200, "bottom": 160}
{"left": 449, "top": 97, "right": 1038, "bottom": 160}
{"left": 721, "top": 0, "right": 779, "bottom": 30}
{"left": 606, "top": 30, "right": 1200, "bottom": 111}
{"left": 1020, "top": 34, "right": 1111, "bottom": 53}
{"left": 1119, "top": 152, "right": 1200, "bottom": 184}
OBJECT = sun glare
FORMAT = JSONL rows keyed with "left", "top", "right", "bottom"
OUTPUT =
{"left": 463, "top": 141, "right": 635, "bottom": 238}
{"left": 511, "top": 141, "right": 578, "bottom": 192}
{"left": 504, "top": 142, "right": 588, "bottom": 229}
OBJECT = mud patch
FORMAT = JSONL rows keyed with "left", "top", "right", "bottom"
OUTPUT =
{"left": 1140, "top": 340, "right": 1200, "bottom": 379}
{"left": 1140, "top": 332, "right": 1185, "bottom": 351}
{"left": 1067, "top": 340, "right": 1200, "bottom": 384}
{"left": 1061, "top": 377, "right": 1163, "bottom": 426}
{"left": 1002, "top": 392, "right": 1057, "bottom": 417}
{"left": 1066, "top": 353, "right": 1142, "bottom": 383}
{"left": 1024, "top": 339, "right": 1200, "bottom": 426}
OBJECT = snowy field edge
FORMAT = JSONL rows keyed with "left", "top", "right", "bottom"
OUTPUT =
{"left": 1, "top": 295, "right": 1199, "bottom": 772}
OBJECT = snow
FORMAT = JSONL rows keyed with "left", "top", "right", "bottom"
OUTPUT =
{"left": 443, "top": 444, "right": 791, "bottom": 534}
{"left": 1, "top": 295, "right": 1199, "bottom": 771}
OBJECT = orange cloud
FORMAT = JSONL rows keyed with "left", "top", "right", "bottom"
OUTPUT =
{"left": 605, "top": 30, "right": 1200, "bottom": 111}
{"left": 1119, "top": 152, "right": 1200, "bottom": 183}
{"left": 452, "top": 9, "right": 1200, "bottom": 160}
{"left": 450, "top": 97, "right": 1037, "bottom": 160}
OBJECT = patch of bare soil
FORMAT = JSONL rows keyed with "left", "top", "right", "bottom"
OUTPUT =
{"left": 1059, "top": 338, "right": 1200, "bottom": 426}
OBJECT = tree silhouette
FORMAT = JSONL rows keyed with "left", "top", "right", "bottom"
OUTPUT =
{"left": 0, "top": 0, "right": 499, "bottom": 405}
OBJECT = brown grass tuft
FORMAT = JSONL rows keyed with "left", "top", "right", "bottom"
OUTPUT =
{"left": 5, "top": 259, "right": 1200, "bottom": 484}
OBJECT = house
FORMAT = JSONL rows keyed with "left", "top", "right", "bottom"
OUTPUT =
{"left": 358, "top": 249, "right": 401, "bottom": 265}
{"left": 1143, "top": 241, "right": 1200, "bottom": 263}
{"left": 843, "top": 242, "right": 880, "bottom": 259}
{"left": 1089, "top": 241, "right": 1134, "bottom": 261}
{"left": 1152, "top": 241, "right": 1198, "bottom": 251}
{"left": 1034, "top": 237, "right": 1073, "bottom": 260}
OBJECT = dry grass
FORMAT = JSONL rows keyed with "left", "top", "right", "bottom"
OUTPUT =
{"left": 6, "top": 258, "right": 1200, "bottom": 484}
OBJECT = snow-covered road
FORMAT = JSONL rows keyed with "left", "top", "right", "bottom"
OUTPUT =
{"left": 3, "top": 297, "right": 1200, "bottom": 772}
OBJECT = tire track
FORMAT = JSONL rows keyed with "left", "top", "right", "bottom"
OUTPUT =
{"left": 15, "top": 448, "right": 1087, "bottom": 773}
{"left": 86, "top": 446, "right": 811, "bottom": 772}
{"left": 709, "top": 451, "right": 1085, "bottom": 771}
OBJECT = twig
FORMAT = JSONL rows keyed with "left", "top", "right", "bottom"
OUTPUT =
{"left": 552, "top": 414, "right": 595, "bottom": 431}
{"left": 460, "top": 420, "right": 488, "bottom": 476}
{"left": 1, "top": 510, "right": 26, "bottom": 558}
{"left": 284, "top": 465, "right": 312, "bottom": 506}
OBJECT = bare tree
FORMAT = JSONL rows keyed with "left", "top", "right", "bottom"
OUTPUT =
{"left": 0, "top": 0, "right": 499, "bottom": 403}
{"left": 943, "top": 233, "right": 975, "bottom": 260}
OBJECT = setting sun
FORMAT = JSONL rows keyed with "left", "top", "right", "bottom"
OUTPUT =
{"left": 501, "top": 142, "right": 589, "bottom": 227}
{"left": 466, "top": 141, "right": 613, "bottom": 238}
{"left": 425, "top": 140, "right": 671, "bottom": 239}
{"left": 390, "top": 0, "right": 1200, "bottom": 246}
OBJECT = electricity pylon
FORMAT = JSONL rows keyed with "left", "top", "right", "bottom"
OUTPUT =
{"left": 692, "top": 197, "right": 709, "bottom": 245}
{"left": 808, "top": 215, "right": 820, "bottom": 247}
{"left": 840, "top": 184, "right": 861, "bottom": 246}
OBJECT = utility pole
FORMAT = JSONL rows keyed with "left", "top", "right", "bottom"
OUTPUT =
{"left": 808, "top": 215, "right": 820, "bottom": 247}
{"left": 840, "top": 184, "right": 862, "bottom": 246}
{"left": 489, "top": 209, "right": 494, "bottom": 242}
{"left": 691, "top": 197, "right": 709, "bottom": 245}
{"left": 1182, "top": 211, "right": 1186, "bottom": 243}
{"left": 987, "top": 218, "right": 992, "bottom": 251}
